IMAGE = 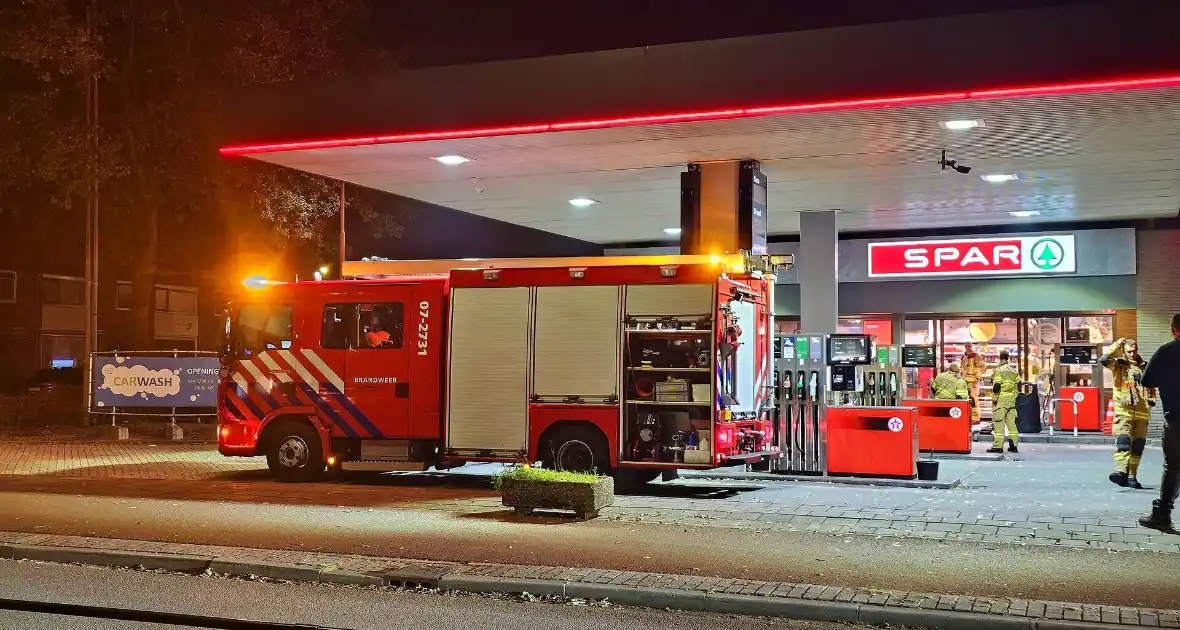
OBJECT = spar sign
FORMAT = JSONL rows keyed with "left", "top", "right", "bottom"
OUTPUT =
{"left": 867, "top": 235, "right": 1076, "bottom": 278}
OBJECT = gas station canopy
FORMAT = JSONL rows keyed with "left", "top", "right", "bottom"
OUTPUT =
{"left": 220, "top": 2, "right": 1180, "bottom": 245}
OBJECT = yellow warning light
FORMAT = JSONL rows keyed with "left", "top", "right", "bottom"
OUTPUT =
{"left": 327, "top": 456, "right": 337, "bottom": 466}
{"left": 241, "top": 275, "right": 269, "bottom": 289}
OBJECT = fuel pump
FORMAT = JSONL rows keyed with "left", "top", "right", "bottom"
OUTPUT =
{"left": 773, "top": 333, "right": 826, "bottom": 473}
{"left": 773, "top": 333, "right": 872, "bottom": 475}
{"left": 859, "top": 344, "right": 904, "bottom": 406}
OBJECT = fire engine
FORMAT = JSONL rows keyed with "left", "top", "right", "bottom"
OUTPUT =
{"left": 217, "top": 252, "right": 789, "bottom": 485}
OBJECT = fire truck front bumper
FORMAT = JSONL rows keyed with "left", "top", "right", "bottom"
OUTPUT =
{"left": 218, "top": 421, "right": 260, "bottom": 457}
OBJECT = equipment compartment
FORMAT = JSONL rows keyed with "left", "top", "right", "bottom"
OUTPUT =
{"left": 622, "top": 315, "right": 715, "bottom": 465}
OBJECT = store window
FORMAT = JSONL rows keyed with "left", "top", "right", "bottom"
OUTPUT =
{"left": 1026, "top": 317, "right": 1062, "bottom": 385}
{"left": 1066, "top": 316, "right": 1114, "bottom": 344}
{"left": 942, "top": 318, "right": 1020, "bottom": 420}
{"left": 903, "top": 320, "right": 936, "bottom": 398}
{"left": 837, "top": 318, "right": 864, "bottom": 334}
{"left": 774, "top": 319, "right": 800, "bottom": 336}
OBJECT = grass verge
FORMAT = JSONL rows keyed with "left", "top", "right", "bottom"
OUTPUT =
{"left": 492, "top": 465, "right": 600, "bottom": 489}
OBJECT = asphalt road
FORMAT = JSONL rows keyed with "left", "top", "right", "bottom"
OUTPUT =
{"left": 0, "top": 560, "right": 873, "bottom": 630}
{"left": 0, "top": 612, "right": 190, "bottom": 630}
{"left": 2, "top": 487, "right": 1179, "bottom": 610}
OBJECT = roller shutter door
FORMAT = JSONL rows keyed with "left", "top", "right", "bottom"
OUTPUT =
{"left": 625, "top": 283, "right": 714, "bottom": 317}
{"left": 446, "top": 286, "right": 530, "bottom": 455}
{"left": 532, "top": 285, "right": 621, "bottom": 401}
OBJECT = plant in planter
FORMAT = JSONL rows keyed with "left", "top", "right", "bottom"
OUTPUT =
{"left": 495, "top": 466, "right": 614, "bottom": 519}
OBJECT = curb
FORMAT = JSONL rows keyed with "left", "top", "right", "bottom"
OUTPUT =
{"left": 0, "top": 542, "right": 1159, "bottom": 630}
{"left": 681, "top": 471, "right": 962, "bottom": 489}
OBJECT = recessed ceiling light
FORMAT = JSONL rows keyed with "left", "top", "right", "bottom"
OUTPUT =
{"left": 664, "top": 227, "right": 682, "bottom": 235}
{"left": 982, "top": 173, "right": 1019, "bottom": 183}
{"left": 433, "top": 155, "right": 471, "bottom": 166}
{"left": 568, "top": 198, "right": 597, "bottom": 208}
{"left": 940, "top": 119, "right": 984, "bottom": 130}
{"left": 1009, "top": 210, "right": 1040, "bottom": 218}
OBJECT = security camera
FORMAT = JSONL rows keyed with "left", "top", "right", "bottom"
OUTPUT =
{"left": 938, "top": 150, "right": 972, "bottom": 174}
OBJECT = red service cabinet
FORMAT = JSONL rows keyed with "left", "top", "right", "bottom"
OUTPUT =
{"left": 903, "top": 399, "right": 972, "bottom": 454}
{"left": 1057, "top": 386, "right": 1101, "bottom": 431}
{"left": 825, "top": 406, "right": 918, "bottom": 479}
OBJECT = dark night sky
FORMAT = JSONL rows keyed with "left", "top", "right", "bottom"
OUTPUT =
{"left": 375, "top": 0, "right": 1091, "bottom": 68}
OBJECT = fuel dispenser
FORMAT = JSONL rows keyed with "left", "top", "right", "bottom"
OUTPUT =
{"left": 774, "top": 334, "right": 828, "bottom": 474}
{"left": 901, "top": 344, "right": 972, "bottom": 453}
{"left": 860, "top": 344, "right": 903, "bottom": 407}
{"left": 1054, "top": 342, "right": 1105, "bottom": 431}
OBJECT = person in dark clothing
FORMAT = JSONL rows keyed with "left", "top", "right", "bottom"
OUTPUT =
{"left": 1139, "top": 313, "right": 1180, "bottom": 533}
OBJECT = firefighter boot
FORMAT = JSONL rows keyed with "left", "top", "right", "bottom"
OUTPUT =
{"left": 1111, "top": 417, "right": 1133, "bottom": 487}
{"left": 1007, "top": 439, "right": 1018, "bottom": 454}
{"left": 1139, "top": 501, "right": 1176, "bottom": 534}
{"left": 1128, "top": 434, "right": 1148, "bottom": 489}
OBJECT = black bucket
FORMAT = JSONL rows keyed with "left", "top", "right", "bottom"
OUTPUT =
{"left": 917, "top": 460, "right": 940, "bottom": 481}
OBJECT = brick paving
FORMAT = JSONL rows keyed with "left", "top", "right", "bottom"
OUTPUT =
{"left": 1, "top": 440, "right": 1177, "bottom": 553}
{"left": 0, "top": 441, "right": 263, "bottom": 480}
{"left": 0, "top": 530, "right": 1175, "bottom": 628}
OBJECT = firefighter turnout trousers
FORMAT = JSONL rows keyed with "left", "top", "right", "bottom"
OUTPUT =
{"left": 966, "top": 380, "right": 981, "bottom": 421}
{"left": 1113, "top": 404, "right": 1151, "bottom": 477}
{"left": 992, "top": 364, "right": 1021, "bottom": 449}
{"left": 992, "top": 404, "right": 1018, "bottom": 449}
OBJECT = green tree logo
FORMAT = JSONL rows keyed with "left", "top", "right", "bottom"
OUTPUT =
{"left": 1030, "top": 238, "right": 1065, "bottom": 270}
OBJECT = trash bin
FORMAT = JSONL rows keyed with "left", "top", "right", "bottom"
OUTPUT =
{"left": 1016, "top": 383, "right": 1042, "bottom": 433}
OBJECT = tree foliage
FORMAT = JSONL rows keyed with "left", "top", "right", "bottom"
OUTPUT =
{"left": 1, "top": 0, "right": 399, "bottom": 342}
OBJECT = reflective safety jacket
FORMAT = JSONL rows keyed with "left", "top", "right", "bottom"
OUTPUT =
{"left": 1102, "top": 342, "right": 1156, "bottom": 413}
{"left": 992, "top": 363, "right": 1021, "bottom": 409}
{"left": 962, "top": 353, "right": 985, "bottom": 383}
{"left": 1109, "top": 357, "right": 1155, "bottom": 413}
{"left": 932, "top": 371, "right": 969, "bottom": 400}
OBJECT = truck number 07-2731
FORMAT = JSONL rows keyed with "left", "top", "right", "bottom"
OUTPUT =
{"left": 417, "top": 301, "right": 429, "bottom": 356}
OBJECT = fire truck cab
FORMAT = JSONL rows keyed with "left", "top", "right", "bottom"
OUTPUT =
{"left": 218, "top": 253, "right": 785, "bottom": 484}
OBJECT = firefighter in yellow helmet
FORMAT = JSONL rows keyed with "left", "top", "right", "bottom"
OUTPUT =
{"left": 931, "top": 362, "right": 970, "bottom": 401}
{"left": 987, "top": 349, "right": 1021, "bottom": 454}
{"left": 1101, "top": 338, "right": 1156, "bottom": 489}
{"left": 962, "top": 342, "right": 986, "bottom": 422}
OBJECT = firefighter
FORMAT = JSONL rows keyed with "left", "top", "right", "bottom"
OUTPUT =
{"left": 931, "top": 362, "right": 970, "bottom": 401}
{"left": 1101, "top": 338, "right": 1156, "bottom": 489}
{"left": 962, "top": 342, "right": 986, "bottom": 422}
{"left": 987, "top": 349, "right": 1021, "bottom": 454}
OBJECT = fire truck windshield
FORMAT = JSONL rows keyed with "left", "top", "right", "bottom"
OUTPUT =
{"left": 228, "top": 303, "right": 293, "bottom": 358}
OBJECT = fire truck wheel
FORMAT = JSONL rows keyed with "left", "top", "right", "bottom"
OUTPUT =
{"left": 265, "top": 420, "right": 325, "bottom": 483}
{"left": 545, "top": 425, "right": 609, "bottom": 475}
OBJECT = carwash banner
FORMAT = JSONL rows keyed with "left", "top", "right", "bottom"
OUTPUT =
{"left": 92, "top": 355, "right": 220, "bottom": 408}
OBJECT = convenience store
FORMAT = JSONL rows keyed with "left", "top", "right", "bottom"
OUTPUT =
{"left": 768, "top": 226, "right": 1146, "bottom": 419}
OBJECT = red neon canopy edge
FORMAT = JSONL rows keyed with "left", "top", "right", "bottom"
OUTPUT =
{"left": 219, "top": 74, "right": 1180, "bottom": 156}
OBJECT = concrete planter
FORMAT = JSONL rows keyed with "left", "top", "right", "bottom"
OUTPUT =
{"left": 501, "top": 476, "right": 614, "bottom": 519}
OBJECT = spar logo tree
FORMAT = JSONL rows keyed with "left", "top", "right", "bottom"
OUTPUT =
{"left": 1031, "top": 238, "right": 1065, "bottom": 271}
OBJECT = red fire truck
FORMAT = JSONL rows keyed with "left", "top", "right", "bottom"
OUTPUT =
{"left": 217, "top": 253, "right": 787, "bottom": 484}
